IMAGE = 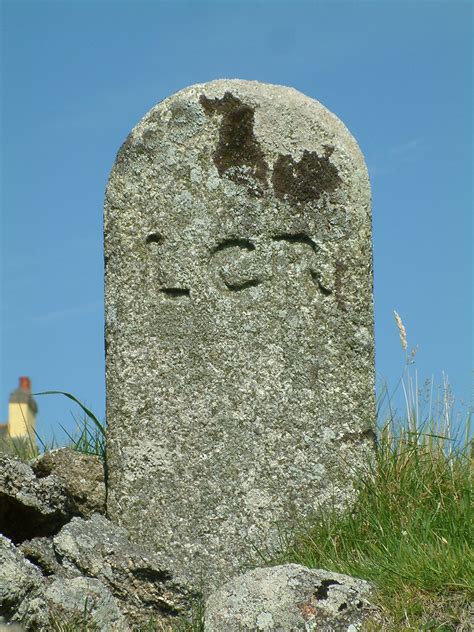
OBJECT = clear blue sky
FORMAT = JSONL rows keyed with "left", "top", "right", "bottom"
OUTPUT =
{"left": 1, "top": 1, "right": 472, "bottom": 446}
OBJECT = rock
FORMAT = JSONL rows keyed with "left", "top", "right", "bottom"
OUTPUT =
{"left": 53, "top": 513, "right": 196, "bottom": 628}
{"left": 0, "top": 534, "right": 49, "bottom": 630}
{"left": 19, "top": 536, "right": 65, "bottom": 576}
{"left": 0, "top": 450, "right": 105, "bottom": 544}
{"left": 45, "top": 576, "right": 127, "bottom": 631}
{"left": 204, "top": 563, "right": 377, "bottom": 631}
{"left": 0, "top": 454, "right": 69, "bottom": 543}
{"left": 31, "top": 447, "right": 106, "bottom": 517}
{"left": 1, "top": 513, "right": 194, "bottom": 630}
{"left": 105, "top": 79, "right": 376, "bottom": 591}
{"left": 0, "top": 535, "right": 126, "bottom": 631}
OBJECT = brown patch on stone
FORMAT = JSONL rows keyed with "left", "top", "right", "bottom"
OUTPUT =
{"left": 200, "top": 92, "right": 268, "bottom": 195}
{"left": 272, "top": 147, "right": 341, "bottom": 205}
{"left": 341, "top": 428, "right": 377, "bottom": 448}
{"left": 298, "top": 602, "right": 317, "bottom": 619}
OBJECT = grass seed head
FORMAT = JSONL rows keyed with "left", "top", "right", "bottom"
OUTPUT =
{"left": 393, "top": 310, "right": 408, "bottom": 352}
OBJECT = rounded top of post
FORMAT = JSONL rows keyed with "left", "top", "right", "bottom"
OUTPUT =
{"left": 106, "top": 79, "right": 369, "bottom": 218}
{"left": 117, "top": 78, "right": 366, "bottom": 167}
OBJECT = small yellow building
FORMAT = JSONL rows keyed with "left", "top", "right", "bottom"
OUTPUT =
{"left": 0, "top": 376, "right": 38, "bottom": 441}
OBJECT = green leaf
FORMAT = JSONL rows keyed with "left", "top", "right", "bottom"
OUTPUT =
{"left": 34, "top": 391, "right": 106, "bottom": 437}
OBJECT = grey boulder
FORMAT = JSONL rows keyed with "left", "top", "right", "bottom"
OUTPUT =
{"left": 31, "top": 447, "right": 106, "bottom": 517}
{"left": 45, "top": 576, "right": 127, "bottom": 631}
{"left": 1, "top": 534, "right": 123, "bottom": 630}
{"left": 1, "top": 513, "right": 193, "bottom": 631}
{"left": 53, "top": 513, "right": 196, "bottom": 628}
{"left": 0, "top": 449, "right": 105, "bottom": 544}
{"left": 204, "top": 564, "right": 377, "bottom": 631}
{"left": 0, "top": 454, "right": 70, "bottom": 542}
{"left": 0, "top": 534, "right": 49, "bottom": 629}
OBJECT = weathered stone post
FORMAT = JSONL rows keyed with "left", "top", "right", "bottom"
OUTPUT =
{"left": 104, "top": 80, "right": 375, "bottom": 591}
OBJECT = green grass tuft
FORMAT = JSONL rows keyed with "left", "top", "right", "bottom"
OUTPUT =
{"left": 272, "top": 421, "right": 472, "bottom": 630}
{"left": 34, "top": 390, "right": 106, "bottom": 461}
{"left": 268, "top": 325, "right": 474, "bottom": 632}
{"left": 0, "top": 434, "right": 39, "bottom": 461}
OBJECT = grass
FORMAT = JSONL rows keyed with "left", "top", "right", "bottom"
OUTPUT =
{"left": 265, "top": 314, "right": 473, "bottom": 631}
{"left": 270, "top": 417, "right": 473, "bottom": 630}
{"left": 35, "top": 390, "right": 107, "bottom": 462}
{"left": 48, "top": 594, "right": 205, "bottom": 632}
{"left": 0, "top": 434, "right": 39, "bottom": 461}
{"left": 49, "top": 607, "right": 206, "bottom": 632}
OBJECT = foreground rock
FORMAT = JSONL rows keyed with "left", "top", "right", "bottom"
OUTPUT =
{"left": 0, "top": 534, "right": 48, "bottom": 629}
{"left": 0, "top": 451, "right": 194, "bottom": 630}
{"left": 31, "top": 447, "right": 105, "bottom": 517}
{"left": 0, "top": 454, "right": 70, "bottom": 542}
{"left": 45, "top": 576, "right": 127, "bottom": 631}
{"left": 1, "top": 515, "right": 195, "bottom": 630}
{"left": 0, "top": 449, "right": 105, "bottom": 543}
{"left": 205, "top": 564, "right": 377, "bottom": 631}
{"left": 53, "top": 513, "right": 196, "bottom": 627}
{"left": 0, "top": 533, "right": 126, "bottom": 630}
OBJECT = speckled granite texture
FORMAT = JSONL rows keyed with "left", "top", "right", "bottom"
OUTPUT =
{"left": 205, "top": 564, "right": 377, "bottom": 631}
{"left": 104, "top": 80, "right": 375, "bottom": 591}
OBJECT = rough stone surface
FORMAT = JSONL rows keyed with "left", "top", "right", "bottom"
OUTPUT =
{"left": 1, "top": 512, "right": 194, "bottom": 630}
{"left": 204, "top": 564, "right": 377, "bottom": 631}
{"left": 19, "top": 536, "right": 65, "bottom": 577}
{"left": 0, "top": 453, "right": 70, "bottom": 543}
{"left": 105, "top": 79, "right": 375, "bottom": 590}
{"left": 0, "top": 450, "right": 105, "bottom": 544}
{"left": 31, "top": 447, "right": 106, "bottom": 517}
{"left": 45, "top": 576, "right": 127, "bottom": 631}
{"left": 0, "top": 534, "right": 49, "bottom": 629}
{"left": 53, "top": 513, "right": 195, "bottom": 627}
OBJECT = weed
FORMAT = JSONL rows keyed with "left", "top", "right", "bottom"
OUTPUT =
{"left": 0, "top": 434, "right": 39, "bottom": 461}
{"left": 34, "top": 391, "right": 106, "bottom": 461}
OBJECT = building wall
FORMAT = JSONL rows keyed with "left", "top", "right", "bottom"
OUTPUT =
{"left": 7, "top": 402, "right": 36, "bottom": 439}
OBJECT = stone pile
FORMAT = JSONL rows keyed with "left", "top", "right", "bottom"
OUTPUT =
{"left": 0, "top": 448, "right": 378, "bottom": 631}
{"left": 0, "top": 443, "right": 379, "bottom": 630}
{"left": 0, "top": 450, "right": 196, "bottom": 631}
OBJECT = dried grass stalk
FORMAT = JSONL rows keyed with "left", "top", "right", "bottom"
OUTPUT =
{"left": 393, "top": 310, "right": 408, "bottom": 352}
